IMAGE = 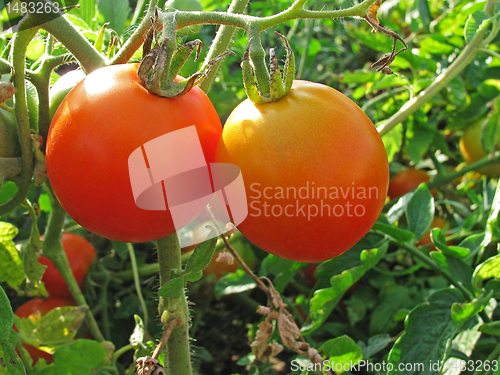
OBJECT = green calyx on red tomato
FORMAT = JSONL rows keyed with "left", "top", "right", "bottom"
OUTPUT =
{"left": 215, "top": 80, "right": 389, "bottom": 263}
{"left": 388, "top": 168, "right": 431, "bottom": 200}
{"left": 459, "top": 116, "right": 500, "bottom": 177}
{"left": 39, "top": 232, "right": 96, "bottom": 298}
{"left": 46, "top": 64, "right": 222, "bottom": 242}
{"left": 14, "top": 296, "right": 76, "bottom": 363}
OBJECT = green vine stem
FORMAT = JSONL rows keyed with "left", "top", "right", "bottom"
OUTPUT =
{"left": 33, "top": 3, "right": 106, "bottom": 73}
{"left": 0, "top": 27, "right": 38, "bottom": 216}
{"left": 157, "top": 234, "right": 192, "bottom": 375}
{"left": 126, "top": 242, "right": 149, "bottom": 337}
{"left": 377, "top": 0, "right": 499, "bottom": 136}
{"left": 42, "top": 182, "right": 105, "bottom": 342}
{"left": 111, "top": 0, "right": 159, "bottom": 65}
{"left": 27, "top": 53, "right": 74, "bottom": 139}
{"left": 198, "top": 0, "right": 250, "bottom": 93}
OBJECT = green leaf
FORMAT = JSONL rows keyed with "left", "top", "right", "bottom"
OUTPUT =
{"left": 260, "top": 255, "right": 302, "bottom": 293}
{"left": 97, "top": 0, "right": 131, "bottom": 35}
{"left": 405, "top": 119, "right": 434, "bottom": 165}
{"left": 16, "top": 306, "right": 87, "bottom": 348}
{"left": 473, "top": 253, "right": 500, "bottom": 291}
{"left": 464, "top": 10, "right": 491, "bottom": 43}
{"left": 157, "top": 276, "right": 184, "bottom": 299}
{"left": 184, "top": 237, "right": 217, "bottom": 276}
{"left": 129, "top": 315, "right": 145, "bottom": 348}
{"left": 483, "top": 177, "right": 500, "bottom": 248}
{"left": 0, "top": 285, "right": 25, "bottom": 374}
{"left": 406, "top": 184, "right": 434, "bottom": 242}
{"left": 451, "top": 292, "right": 492, "bottom": 328}
{"left": 369, "top": 285, "right": 412, "bottom": 335}
{"left": 0, "top": 222, "right": 25, "bottom": 290}
{"left": 215, "top": 269, "right": 257, "bottom": 299}
{"left": 418, "top": 0, "right": 431, "bottom": 29}
{"left": 387, "top": 288, "right": 464, "bottom": 374}
{"left": 381, "top": 123, "right": 403, "bottom": 162}
{"left": 478, "top": 321, "right": 500, "bottom": 336}
{"left": 429, "top": 252, "right": 473, "bottom": 290}
{"left": 303, "top": 243, "right": 388, "bottom": 335}
{"left": 430, "top": 229, "right": 470, "bottom": 259}
{"left": 71, "top": 0, "right": 97, "bottom": 30}
{"left": 372, "top": 222, "right": 414, "bottom": 243}
{"left": 482, "top": 112, "right": 500, "bottom": 153}
{"left": 37, "top": 340, "right": 108, "bottom": 375}
{"left": 320, "top": 336, "right": 363, "bottom": 374}
{"left": 358, "top": 334, "right": 392, "bottom": 359}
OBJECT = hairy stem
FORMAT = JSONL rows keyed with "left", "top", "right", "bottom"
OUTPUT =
{"left": 42, "top": 183, "right": 105, "bottom": 342}
{"left": 157, "top": 234, "right": 192, "bottom": 375}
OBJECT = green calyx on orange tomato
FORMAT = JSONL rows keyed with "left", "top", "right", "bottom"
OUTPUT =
{"left": 459, "top": 116, "right": 500, "bottom": 177}
{"left": 215, "top": 80, "right": 389, "bottom": 263}
{"left": 39, "top": 233, "right": 96, "bottom": 298}
{"left": 46, "top": 64, "right": 222, "bottom": 242}
{"left": 241, "top": 32, "right": 295, "bottom": 104}
{"left": 388, "top": 168, "right": 431, "bottom": 200}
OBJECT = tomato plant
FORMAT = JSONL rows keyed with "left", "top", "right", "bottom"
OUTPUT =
{"left": 0, "top": 108, "right": 21, "bottom": 158}
{"left": 459, "top": 117, "right": 500, "bottom": 176}
{"left": 14, "top": 296, "right": 75, "bottom": 363}
{"left": 388, "top": 168, "right": 431, "bottom": 200}
{"left": 215, "top": 80, "right": 389, "bottom": 263}
{"left": 39, "top": 233, "right": 96, "bottom": 298}
{"left": 46, "top": 64, "right": 222, "bottom": 243}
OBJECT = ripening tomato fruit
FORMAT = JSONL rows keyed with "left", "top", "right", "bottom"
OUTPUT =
{"left": 14, "top": 296, "right": 75, "bottom": 363}
{"left": 459, "top": 117, "right": 500, "bottom": 176}
{"left": 388, "top": 168, "right": 431, "bottom": 200}
{"left": 39, "top": 233, "right": 96, "bottom": 298}
{"left": 46, "top": 64, "right": 222, "bottom": 242}
{"left": 215, "top": 80, "right": 389, "bottom": 263}
{"left": 416, "top": 217, "right": 449, "bottom": 250}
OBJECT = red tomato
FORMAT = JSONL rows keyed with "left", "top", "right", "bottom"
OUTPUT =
{"left": 46, "top": 64, "right": 222, "bottom": 242}
{"left": 39, "top": 233, "right": 96, "bottom": 298}
{"left": 388, "top": 169, "right": 431, "bottom": 200}
{"left": 14, "top": 297, "right": 75, "bottom": 363}
{"left": 215, "top": 80, "right": 389, "bottom": 263}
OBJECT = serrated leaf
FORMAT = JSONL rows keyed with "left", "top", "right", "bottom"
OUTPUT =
{"left": 303, "top": 243, "right": 388, "bottom": 335}
{"left": 406, "top": 185, "right": 434, "bottom": 241}
{"left": 184, "top": 237, "right": 217, "bottom": 276}
{"left": 17, "top": 305, "right": 87, "bottom": 348}
{"left": 387, "top": 288, "right": 464, "bottom": 374}
{"left": 473, "top": 253, "right": 500, "bottom": 291}
{"left": 320, "top": 336, "right": 363, "bottom": 374}
{"left": 451, "top": 292, "right": 492, "bottom": 328}
{"left": 157, "top": 276, "right": 184, "bottom": 299}
{"left": 0, "top": 285, "right": 25, "bottom": 374}
{"left": 97, "top": 0, "right": 131, "bottom": 35}
{"left": 0, "top": 222, "right": 24, "bottom": 290}
{"left": 215, "top": 269, "right": 256, "bottom": 299}
{"left": 465, "top": 10, "right": 491, "bottom": 43}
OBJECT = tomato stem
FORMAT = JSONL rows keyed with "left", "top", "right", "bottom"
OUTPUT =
{"left": 157, "top": 233, "right": 193, "bottom": 375}
{"left": 198, "top": 0, "right": 250, "bottom": 93}
{"left": 42, "top": 183, "right": 106, "bottom": 343}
